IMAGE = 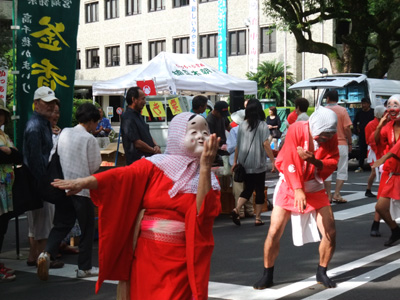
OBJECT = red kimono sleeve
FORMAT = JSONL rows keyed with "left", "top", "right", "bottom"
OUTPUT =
{"left": 389, "top": 137, "right": 400, "bottom": 158}
{"left": 276, "top": 123, "right": 306, "bottom": 190}
{"left": 316, "top": 134, "right": 339, "bottom": 180}
{"left": 90, "top": 159, "right": 153, "bottom": 293}
{"left": 186, "top": 189, "right": 221, "bottom": 300}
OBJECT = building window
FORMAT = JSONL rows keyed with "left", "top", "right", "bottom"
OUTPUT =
{"left": 126, "top": 0, "right": 141, "bottom": 15}
{"left": 76, "top": 50, "right": 81, "bottom": 70}
{"left": 200, "top": 33, "right": 217, "bottom": 58}
{"left": 173, "top": 0, "right": 189, "bottom": 7}
{"left": 229, "top": 30, "right": 246, "bottom": 56}
{"left": 126, "top": 43, "right": 142, "bottom": 65}
{"left": 86, "top": 48, "right": 100, "bottom": 69}
{"left": 173, "top": 37, "right": 189, "bottom": 54}
{"left": 85, "top": 2, "right": 99, "bottom": 23}
{"left": 260, "top": 27, "right": 276, "bottom": 53}
{"left": 106, "top": 46, "right": 120, "bottom": 67}
{"left": 149, "top": 40, "right": 166, "bottom": 59}
{"left": 105, "top": 0, "right": 119, "bottom": 19}
{"left": 149, "top": 0, "right": 165, "bottom": 11}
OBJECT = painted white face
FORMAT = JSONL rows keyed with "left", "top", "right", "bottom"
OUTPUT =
{"left": 183, "top": 115, "right": 210, "bottom": 156}
{"left": 387, "top": 98, "right": 400, "bottom": 121}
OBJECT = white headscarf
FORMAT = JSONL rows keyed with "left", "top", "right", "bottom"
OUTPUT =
{"left": 309, "top": 106, "right": 338, "bottom": 137}
{"left": 147, "top": 112, "right": 220, "bottom": 197}
{"left": 374, "top": 106, "right": 386, "bottom": 119}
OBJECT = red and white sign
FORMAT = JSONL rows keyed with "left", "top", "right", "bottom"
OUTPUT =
{"left": 0, "top": 69, "right": 8, "bottom": 104}
{"left": 136, "top": 80, "right": 157, "bottom": 96}
{"left": 116, "top": 107, "right": 123, "bottom": 115}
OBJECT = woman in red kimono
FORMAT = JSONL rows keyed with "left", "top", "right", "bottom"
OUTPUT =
{"left": 52, "top": 112, "right": 221, "bottom": 300}
{"left": 373, "top": 94, "right": 400, "bottom": 247}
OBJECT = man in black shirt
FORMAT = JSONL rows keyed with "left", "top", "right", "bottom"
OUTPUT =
{"left": 121, "top": 87, "right": 161, "bottom": 165}
{"left": 353, "top": 98, "right": 375, "bottom": 172}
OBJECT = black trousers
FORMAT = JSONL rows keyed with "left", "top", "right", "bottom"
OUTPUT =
{"left": 240, "top": 172, "right": 266, "bottom": 204}
{"left": 0, "top": 212, "right": 13, "bottom": 253}
{"left": 46, "top": 195, "right": 95, "bottom": 271}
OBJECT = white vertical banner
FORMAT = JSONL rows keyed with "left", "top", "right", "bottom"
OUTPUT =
{"left": 0, "top": 68, "right": 7, "bottom": 105}
{"left": 248, "top": 0, "right": 259, "bottom": 73}
{"left": 189, "top": 0, "right": 198, "bottom": 56}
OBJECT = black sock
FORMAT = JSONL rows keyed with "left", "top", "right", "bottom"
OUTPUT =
{"left": 371, "top": 221, "right": 380, "bottom": 231}
{"left": 316, "top": 265, "right": 337, "bottom": 288}
{"left": 253, "top": 266, "right": 274, "bottom": 290}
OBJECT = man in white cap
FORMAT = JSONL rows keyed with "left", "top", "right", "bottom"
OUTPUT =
{"left": 23, "top": 86, "right": 63, "bottom": 269}
{"left": 253, "top": 107, "right": 339, "bottom": 290}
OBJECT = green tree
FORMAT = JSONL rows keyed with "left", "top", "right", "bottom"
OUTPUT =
{"left": 246, "top": 60, "right": 298, "bottom": 106}
{"left": 262, "top": 0, "right": 400, "bottom": 78}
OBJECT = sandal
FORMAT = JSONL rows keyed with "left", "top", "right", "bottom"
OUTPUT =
{"left": 255, "top": 218, "right": 265, "bottom": 226}
{"left": 332, "top": 196, "right": 347, "bottom": 204}
{"left": 231, "top": 209, "right": 241, "bottom": 226}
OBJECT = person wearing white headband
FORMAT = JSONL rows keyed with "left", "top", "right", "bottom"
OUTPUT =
{"left": 254, "top": 107, "right": 340, "bottom": 290}
{"left": 372, "top": 94, "right": 400, "bottom": 247}
{"left": 52, "top": 112, "right": 221, "bottom": 300}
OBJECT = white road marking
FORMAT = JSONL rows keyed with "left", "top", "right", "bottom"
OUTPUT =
{"left": 207, "top": 245, "right": 400, "bottom": 299}
{"left": 334, "top": 203, "right": 376, "bottom": 220}
{"left": 302, "top": 259, "right": 400, "bottom": 300}
{"left": 2, "top": 240, "right": 400, "bottom": 300}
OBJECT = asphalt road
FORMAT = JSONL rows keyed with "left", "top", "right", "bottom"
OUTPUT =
{"left": 1, "top": 160, "right": 400, "bottom": 300}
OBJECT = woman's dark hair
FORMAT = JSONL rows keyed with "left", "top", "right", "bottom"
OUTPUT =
{"left": 76, "top": 103, "right": 101, "bottom": 123}
{"left": 126, "top": 87, "right": 142, "bottom": 105}
{"left": 269, "top": 106, "right": 277, "bottom": 116}
{"left": 245, "top": 99, "right": 265, "bottom": 131}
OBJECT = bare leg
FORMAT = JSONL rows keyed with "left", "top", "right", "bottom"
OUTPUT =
{"left": 253, "top": 206, "right": 290, "bottom": 289}
{"left": 235, "top": 197, "right": 248, "bottom": 213}
{"left": 231, "top": 197, "right": 248, "bottom": 226}
{"left": 28, "top": 237, "right": 37, "bottom": 262}
{"left": 333, "top": 179, "right": 345, "bottom": 199}
{"left": 324, "top": 181, "right": 332, "bottom": 202}
{"left": 316, "top": 206, "right": 337, "bottom": 288}
{"left": 367, "top": 168, "right": 376, "bottom": 191}
{"left": 376, "top": 197, "right": 400, "bottom": 246}
{"left": 375, "top": 197, "right": 397, "bottom": 229}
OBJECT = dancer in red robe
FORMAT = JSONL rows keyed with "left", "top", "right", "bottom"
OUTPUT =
{"left": 253, "top": 107, "right": 339, "bottom": 290}
{"left": 373, "top": 94, "right": 400, "bottom": 246}
{"left": 53, "top": 112, "right": 221, "bottom": 300}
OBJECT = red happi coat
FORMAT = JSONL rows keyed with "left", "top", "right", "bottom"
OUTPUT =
{"left": 275, "top": 121, "right": 339, "bottom": 213}
{"left": 90, "top": 158, "right": 221, "bottom": 300}
{"left": 377, "top": 121, "right": 400, "bottom": 200}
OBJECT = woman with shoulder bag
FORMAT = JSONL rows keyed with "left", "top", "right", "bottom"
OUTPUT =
{"left": 231, "top": 99, "right": 276, "bottom": 226}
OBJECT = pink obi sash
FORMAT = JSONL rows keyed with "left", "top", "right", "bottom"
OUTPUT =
{"left": 140, "top": 215, "right": 186, "bottom": 244}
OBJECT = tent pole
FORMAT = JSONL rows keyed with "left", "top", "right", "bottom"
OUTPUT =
{"left": 115, "top": 89, "right": 127, "bottom": 166}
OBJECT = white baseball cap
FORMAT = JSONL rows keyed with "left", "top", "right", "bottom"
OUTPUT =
{"left": 33, "top": 86, "right": 59, "bottom": 103}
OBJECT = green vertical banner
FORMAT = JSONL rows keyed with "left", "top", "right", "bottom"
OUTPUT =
{"left": 16, "top": 0, "right": 80, "bottom": 148}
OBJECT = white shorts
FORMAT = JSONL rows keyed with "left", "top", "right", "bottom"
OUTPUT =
{"left": 27, "top": 202, "right": 55, "bottom": 240}
{"left": 326, "top": 145, "right": 348, "bottom": 181}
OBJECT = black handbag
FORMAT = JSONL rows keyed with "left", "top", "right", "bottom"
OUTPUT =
{"left": 271, "top": 128, "right": 282, "bottom": 139}
{"left": 39, "top": 147, "right": 67, "bottom": 204}
{"left": 234, "top": 123, "right": 259, "bottom": 183}
{"left": 12, "top": 164, "right": 43, "bottom": 216}
{"left": 233, "top": 163, "right": 246, "bottom": 183}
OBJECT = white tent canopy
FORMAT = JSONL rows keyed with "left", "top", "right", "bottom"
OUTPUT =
{"left": 92, "top": 52, "right": 257, "bottom": 96}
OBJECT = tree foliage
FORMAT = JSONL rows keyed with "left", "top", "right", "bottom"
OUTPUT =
{"left": 263, "top": 0, "right": 400, "bottom": 78}
{"left": 246, "top": 60, "right": 299, "bottom": 106}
